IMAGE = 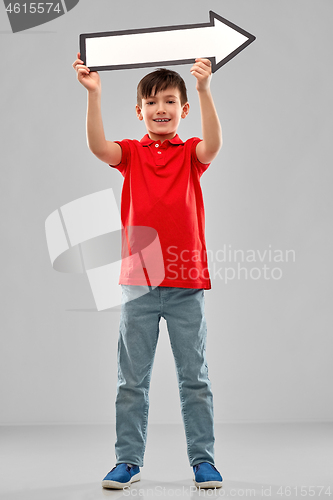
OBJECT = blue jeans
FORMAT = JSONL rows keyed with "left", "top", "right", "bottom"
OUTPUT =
{"left": 115, "top": 285, "right": 215, "bottom": 467}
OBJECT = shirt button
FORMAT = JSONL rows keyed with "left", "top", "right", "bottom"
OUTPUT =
{"left": 155, "top": 144, "right": 159, "bottom": 148}
{"left": 157, "top": 151, "right": 162, "bottom": 154}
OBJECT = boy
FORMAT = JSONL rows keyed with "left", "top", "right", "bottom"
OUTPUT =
{"left": 73, "top": 52, "right": 223, "bottom": 489}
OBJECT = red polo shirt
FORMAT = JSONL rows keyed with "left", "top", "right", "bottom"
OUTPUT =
{"left": 111, "top": 134, "right": 211, "bottom": 289}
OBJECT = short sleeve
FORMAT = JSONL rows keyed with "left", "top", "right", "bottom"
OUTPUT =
{"left": 109, "top": 140, "right": 130, "bottom": 176}
{"left": 190, "top": 138, "right": 211, "bottom": 176}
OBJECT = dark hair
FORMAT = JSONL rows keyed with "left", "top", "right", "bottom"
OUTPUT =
{"left": 137, "top": 68, "right": 188, "bottom": 107}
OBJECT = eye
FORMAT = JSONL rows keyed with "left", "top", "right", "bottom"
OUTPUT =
{"left": 167, "top": 100, "right": 175, "bottom": 104}
{"left": 147, "top": 101, "right": 155, "bottom": 105}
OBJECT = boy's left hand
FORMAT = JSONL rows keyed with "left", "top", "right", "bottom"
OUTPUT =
{"left": 190, "top": 58, "right": 212, "bottom": 92}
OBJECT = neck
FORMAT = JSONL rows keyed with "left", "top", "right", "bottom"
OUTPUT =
{"left": 147, "top": 132, "right": 178, "bottom": 143}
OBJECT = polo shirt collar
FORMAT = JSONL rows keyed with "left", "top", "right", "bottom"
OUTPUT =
{"left": 140, "top": 134, "right": 184, "bottom": 146}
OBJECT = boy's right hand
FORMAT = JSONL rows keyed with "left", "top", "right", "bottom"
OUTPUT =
{"left": 73, "top": 52, "right": 101, "bottom": 93}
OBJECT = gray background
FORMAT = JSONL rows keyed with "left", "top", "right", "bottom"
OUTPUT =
{"left": 1, "top": 0, "right": 332, "bottom": 425}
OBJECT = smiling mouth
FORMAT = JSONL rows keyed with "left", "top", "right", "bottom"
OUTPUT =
{"left": 153, "top": 119, "right": 171, "bottom": 122}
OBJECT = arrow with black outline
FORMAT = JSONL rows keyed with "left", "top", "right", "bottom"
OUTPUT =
{"left": 80, "top": 11, "right": 255, "bottom": 73}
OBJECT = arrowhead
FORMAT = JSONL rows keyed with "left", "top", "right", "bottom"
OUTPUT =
{"left": 210, "top": 11, "right": 255, "bottom": 72}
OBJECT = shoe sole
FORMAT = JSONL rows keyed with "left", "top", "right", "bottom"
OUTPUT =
{"left": 194, "top": 478, "right": 223, "bottom": 489}
{"left": 102, "top": 472, "right": 141, "bottom": 489}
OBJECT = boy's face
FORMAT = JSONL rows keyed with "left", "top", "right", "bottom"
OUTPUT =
{"left": 136, "top": 86, "right": 189, "bottom": 142}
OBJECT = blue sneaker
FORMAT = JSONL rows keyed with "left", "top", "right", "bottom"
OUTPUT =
{"left": 102, "top": 463, "right": 141, "bottom": 489}
{"left": 193, "top": 462, "right": 223, "bottom": 489}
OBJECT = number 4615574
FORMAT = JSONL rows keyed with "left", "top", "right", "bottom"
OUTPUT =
{"left": 5, "top": 3, "right": 61, "bottom": 14}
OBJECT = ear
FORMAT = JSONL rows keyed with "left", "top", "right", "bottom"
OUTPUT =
{"left": 181, "top": 102, "right": 190, "bottom": 119}
{"left": 136, "top": 104, "right": 143, "bottom": 121}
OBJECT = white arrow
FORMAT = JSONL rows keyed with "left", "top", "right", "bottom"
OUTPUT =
{"left": 80, "top": 11, "right": 255, "bottom": 73}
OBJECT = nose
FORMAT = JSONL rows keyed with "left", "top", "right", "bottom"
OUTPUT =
{"left": 156, "top": 104, "right": 166, "bottom": 114}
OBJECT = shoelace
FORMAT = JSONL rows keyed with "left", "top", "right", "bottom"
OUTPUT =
{"left": 108, "top": 464, "right": 134, "bottom": 474}
{"left": 194, "top": 463, "right": 219, "bottom": 473}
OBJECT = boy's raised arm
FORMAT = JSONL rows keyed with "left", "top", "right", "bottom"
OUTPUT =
{"left": 73, "top": 53, "right": 122, "bottom": 166}
{"left": 190, "top": 58, "right": 222, "bottom": 165}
